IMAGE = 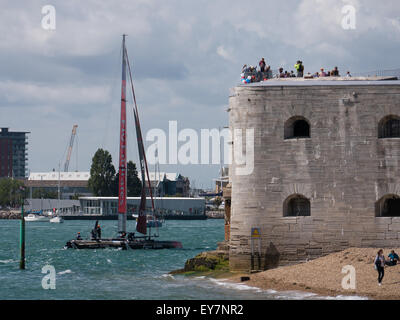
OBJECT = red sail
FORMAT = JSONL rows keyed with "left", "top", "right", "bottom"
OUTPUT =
{"left": 117, "top": 36, "right": 127, "bottom": 233}
{"left": 133, "top": 106, "right": 147, "bottom": 235}
{"left": 124, "top": 46, "right": 154, "bottom": 235}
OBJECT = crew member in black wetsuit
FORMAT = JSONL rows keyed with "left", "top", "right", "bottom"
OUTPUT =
{"left": 96, "top": 225, "right": 102, "bottom": 239}
{"left": 76, "top": 232, "right": 82, "bottom": 240}
{"left": 91, "top": 228, "right": 96, "bottom": 240}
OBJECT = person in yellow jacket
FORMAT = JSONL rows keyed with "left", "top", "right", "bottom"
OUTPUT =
{"left": 294, "top": 60, "right": 304, "bottom": 77}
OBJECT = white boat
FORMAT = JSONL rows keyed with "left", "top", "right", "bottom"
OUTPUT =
{"left": 49, "top": 216, "right": 64, "bottom": 223}
{"left": 146, "top": 218, "right": 162, "bottom": 228}
{"left": 24, "top": 214, "right": 50, "bottom": 222}
{"left": 132, "top": 213, "right": 162, "bottom": 228}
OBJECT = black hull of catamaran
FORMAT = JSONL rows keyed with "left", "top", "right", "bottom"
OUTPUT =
{"left": 61, "top": 214, "right": 207, "bottom": 221}
{"left": 65, "top": 239, "right": 182, "bottom": 250}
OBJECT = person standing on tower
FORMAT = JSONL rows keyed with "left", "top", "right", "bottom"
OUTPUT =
{"left": 259, "top": 58, "right": 266, "bottom": 72}
{"left": 294, "top": 60, "right": 304, "bottom": 77}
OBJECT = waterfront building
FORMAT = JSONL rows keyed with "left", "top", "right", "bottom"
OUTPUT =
{"left": 80, "top": 196, "right": 205, "bottom": 217}
{"left": 228, "top": 76, "right": 400, "bottom": 271}
{"left": 0, "top": 127, "right": 29, "bottom": 178}
{"left": 25, "top": 171, "right": 91, "bottom": 199}
{"left": 26, "top": 198, "right": 80, "bottom": 214}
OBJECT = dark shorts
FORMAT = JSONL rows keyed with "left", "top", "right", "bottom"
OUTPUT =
{"left": 385, "top": 260, "right": 397, "bottom": 266}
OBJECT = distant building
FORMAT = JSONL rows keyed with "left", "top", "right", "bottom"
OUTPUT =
{"left": 140, "top": 172, "right": 191, "bottom": 197}
{"left": 26, "top": 198, "right": 80, "bottom": 214}
{"left": 0, "top": 128, "right": 29, "bottom": 178}
{"left": 80, "top": 196, "right": 205, "bottom": 216}
{"left": 25, "top": 171, "right": 91, "bottom": 199}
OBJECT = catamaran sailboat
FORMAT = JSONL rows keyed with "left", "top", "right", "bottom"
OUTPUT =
{"left": 65, "top": 35, "right": 181, "bottom": 250}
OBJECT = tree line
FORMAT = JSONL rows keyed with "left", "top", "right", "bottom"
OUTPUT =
{"left": 88, "top": 148, "right": 142, "bottom": 197}
{"left": 0, "top": 179, "right": 59, "bottom": 207}
{"left": 0, "top": 179, "right": 26, "bottom": 207}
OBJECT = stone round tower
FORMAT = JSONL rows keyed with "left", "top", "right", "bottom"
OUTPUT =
{"left": 228, "top": 77, "right": 400, "bottom": 271}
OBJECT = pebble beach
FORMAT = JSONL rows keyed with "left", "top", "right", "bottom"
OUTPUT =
{"left": 229, "top": 248, "right": 400, "bottom": 300}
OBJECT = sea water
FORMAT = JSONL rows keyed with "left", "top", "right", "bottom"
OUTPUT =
{"left": 0, "top": 219, "right": 366, "bottom": 300}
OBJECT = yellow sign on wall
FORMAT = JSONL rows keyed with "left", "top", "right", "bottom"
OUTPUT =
{"left": 251, "top": 227, "right": 261, "bottom": 238}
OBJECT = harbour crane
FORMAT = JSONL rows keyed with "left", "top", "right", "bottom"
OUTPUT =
{"left": 64, "top": 125, "right": 78, "bottom": 172}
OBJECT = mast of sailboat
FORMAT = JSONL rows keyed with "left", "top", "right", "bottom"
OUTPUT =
{"left": 117, "top": 35, "right": 128, "bottom": 234}
{"left": 58, "top": 162, "right": 61, "bottom": 216}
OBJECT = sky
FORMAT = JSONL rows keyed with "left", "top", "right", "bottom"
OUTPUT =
{"left": 1, "top": 0, "right": 400, "bottom": 189}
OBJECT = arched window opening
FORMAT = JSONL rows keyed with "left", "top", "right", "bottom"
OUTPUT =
{"left": 284, "top": 117, "right": 310, "bottom": 139}
{"left": 293, "top": 120, "right": 310, "bottom": 137}
{"left": 283, "top": 194, "right": 311, "bottom": 217}
{"left": 378, "top": 115, "right": 400, "bottom": 138}
{"left": 376, "top": 195, "right": 400, "bottom": 217}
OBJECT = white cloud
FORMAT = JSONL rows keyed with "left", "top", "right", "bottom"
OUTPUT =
{"left": 1, "top": 0, "right": 400, "bottom": 186}
{"left": 0, "top": 81, "right": 111, "bottom": 106}
{"left": 216, "top": 45, "right": 235, "bottom": 62}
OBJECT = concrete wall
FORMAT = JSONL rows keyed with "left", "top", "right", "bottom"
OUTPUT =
{"left": 228, "top": 81, "right": 400, "bottom": 271}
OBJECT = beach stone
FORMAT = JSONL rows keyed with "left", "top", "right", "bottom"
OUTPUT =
{"left": 0, "top": 211, "right": 20, "bottom": 219}
{"left": 183, "top": 250, "right": 229, "bottom": 272}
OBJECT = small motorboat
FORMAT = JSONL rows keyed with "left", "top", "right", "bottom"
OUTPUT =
{"left": 132, "top": 213, "right": 162, "bottom": 228}
{"left": 24, "top": 214, "right": 50, "bottom": 222}
{"left": 50, "top": 216, "right": 64, "bottom": 223}
{"left": 146, "top": 215, "right": 162, "bottom": 228}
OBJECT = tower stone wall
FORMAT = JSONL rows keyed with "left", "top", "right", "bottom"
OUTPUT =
{"left": 228, "top": 78, "right": 400, "bottom": 271}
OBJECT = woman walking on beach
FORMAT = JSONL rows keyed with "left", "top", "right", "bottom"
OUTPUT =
{"left": 374, "top": 249, "right": 386, "bottom": 286}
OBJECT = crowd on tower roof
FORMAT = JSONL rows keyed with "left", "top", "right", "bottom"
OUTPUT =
{"left": 240, "top": 58, "right": 352, "bottom": 83}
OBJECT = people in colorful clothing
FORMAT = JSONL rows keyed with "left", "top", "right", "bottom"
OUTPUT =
{"left": 387, "top": 250, "right": 399, "bottom": 266}
{"left": 276, "top": 67, "right": 285, "bottom": 78}
{"left": 294, "top": 60, "right": 304, "bottom": 77}
{"left": 331, "top": 66, "right": 339, "bottom": 76}
{"left": 319, "top": 68, "right": 327, "bottom": 77}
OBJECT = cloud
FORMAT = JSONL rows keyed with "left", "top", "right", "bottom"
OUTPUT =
{"left": 0, "top": 81, "right": 111, "bottom": 107}
{"left": 1, "top": 0, "right": 400, "bottom": 187}
{"left": 217, "top": 45, "right": 235, "bottom": 62}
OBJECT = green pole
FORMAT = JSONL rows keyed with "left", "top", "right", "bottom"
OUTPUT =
{"left": 19, "top": 203, "right": 25, "bottom": 270}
